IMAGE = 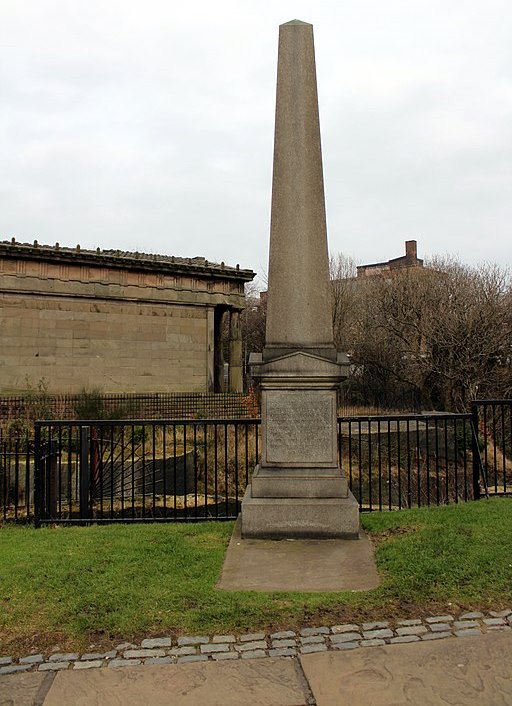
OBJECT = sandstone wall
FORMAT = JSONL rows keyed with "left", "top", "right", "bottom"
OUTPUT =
{"left": 0, "top": 244, "right": 252, "bottom": 394}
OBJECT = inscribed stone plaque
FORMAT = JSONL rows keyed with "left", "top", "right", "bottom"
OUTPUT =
{"left": 264, "top": 390, "right": 335, "bottom": 465}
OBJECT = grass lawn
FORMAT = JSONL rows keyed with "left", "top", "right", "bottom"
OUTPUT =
{"left": 1, "top": 497, "right": 511, "bottom": 656}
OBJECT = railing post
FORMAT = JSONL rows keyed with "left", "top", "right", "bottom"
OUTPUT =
{"left": 471, "top": 402, "right": 481, "bottom": 500}
{"left": 80, "top": 426, "right": 90, "bottom": 521}
{"left": 34, "top": 424, "right": 42, "bottom": 528}
{"left": 48, "top": 439, "right": 58, "bottom": 520}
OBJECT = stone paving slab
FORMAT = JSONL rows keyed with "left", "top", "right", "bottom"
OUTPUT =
{"left": 217, "top": 518, "right": 380, "bottom": 591}
{"left": 300, "top": 631, "right": 512, "bottom": 705}
{"left": 0, "top": 672, "right": 50, "bottom": 706}
{"left": 42, "top": 658, "right": 309, "bottom": 706}
{"left": 3, "top": 631, "right": 512, "bottom": 705}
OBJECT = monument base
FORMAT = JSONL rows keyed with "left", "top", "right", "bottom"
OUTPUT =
{"left": 251, "top": 465, "right": 348, "bottom": 498}
{"left": 241, "top": 484, "right": 360, "bottom": 539}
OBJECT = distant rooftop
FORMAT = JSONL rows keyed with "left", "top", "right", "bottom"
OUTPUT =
{"left": 0, "top": 238, "right": 255, "bottom": 282}
{"left": 357, "top": 240, "right": 423, "bottom": 278}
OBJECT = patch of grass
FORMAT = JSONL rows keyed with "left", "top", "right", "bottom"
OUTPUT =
{"left": 1, "top": 498, "right": 511, "bottom": 655}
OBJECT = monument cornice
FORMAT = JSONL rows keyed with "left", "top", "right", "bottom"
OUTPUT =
{"left": 0, "top": 240, "right": 255, "bottom": 284}
{"left": 249, "top": 350, "right": 350, "bottom": 382}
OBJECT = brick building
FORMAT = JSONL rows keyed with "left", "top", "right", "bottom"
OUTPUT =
{"left": 0, "top": 239, "right": 254, "bottom": 394}
{"left": 356, "top": 240, "right": 423, "bottom": 279}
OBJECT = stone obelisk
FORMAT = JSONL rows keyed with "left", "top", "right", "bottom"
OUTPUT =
{"left": 241, "top": 20, "right": 360, "bottom": 538}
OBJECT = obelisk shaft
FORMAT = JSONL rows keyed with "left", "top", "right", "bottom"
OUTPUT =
{"left": 265, "top": 20, "right": 334, "bottom": 360}
{"left": 240, "top": 20, "right": 359, "bottom": 539}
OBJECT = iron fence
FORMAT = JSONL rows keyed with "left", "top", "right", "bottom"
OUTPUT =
{"left": 0, "top": 429, "right": 34, "bottom": 522}
{"left": 472, "top": 400, "right": 512, "bottom": 497}
{"left": 0, "top": 392, "right": 257, "bottom": 422}
{"left": 337, "top": 413, "right": 475, "bottom": 511}
{"left": 2, "top": 402, "right": 511, "bottom": 525}
{"left": 34, "top": 419, "right": 259, "bottom": 525}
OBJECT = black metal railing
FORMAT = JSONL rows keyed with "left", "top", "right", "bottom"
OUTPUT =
{"left": 0, "top": 391, "right": 258, "bottom": 422}
{"left": 337, "top": 413, "right": 475, "bottom": 510}
{"left": 472, "top": 400, "right": 512, "bottom": 498}
{"left": 0, "top": 429, "right": 34, "bottom": 522}
{"left": 2, "top": 401, "right": 511, "bottom": 525}
{"left": 34, "top": 419, "right": 259, "bottom": 525}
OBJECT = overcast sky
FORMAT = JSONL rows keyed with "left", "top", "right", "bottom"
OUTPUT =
{"left": 1, "top": 0, "right": 511, "bottom": 284}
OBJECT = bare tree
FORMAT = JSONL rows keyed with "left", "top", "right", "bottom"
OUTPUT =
{"left": 240, "top": 282, "right": 267, "bottom": 388}
{"left": 330, "top": 252, "right": 360, "bottom": 351}
{"left": 346, "top": 258, "right": 511, "bottom": 411}
{"left": 242, "top": 251, "right": 511, "bottom": 411}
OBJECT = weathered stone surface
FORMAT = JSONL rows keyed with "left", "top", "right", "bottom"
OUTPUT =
{"left": 239, "top": 633, "right": 266, "bottom": 642}
{"left": 123, "top": 649, "right": 166, "bottom": 659}
{"left": 48, "top": 653, "right": 79, "bottom": 662}
{"left": 484, "top": 618, "right": 506, "bottom": 626}
{"left": 453, "top": 621, "right": 479, "bottom": 630}
{"left": 332, "top": 641, "right": 359, "bottom": 650}
{"left": 141, "top": 638, "right": 173, "bottom": 648}
{"left": 239, "top": 20, "right": 360, "bottom": 542}
{"left": 73, "top": 660, "right": 103, "bottom": 670}
{"left": 0, "top": 671, "right": 47, "bottom": 705}
{"left": 200, "top": 644, "right": 232, "bottom": 654}
{"left": 235, "top": 641, "right": 267, "bottom": 652}
{"left": 177, "top": 636, "right": 209, "bottom": 646}
{"left": 331, "top": 624, "right": 360, "bottom": 634}
{"left": 330, "top": 633, "right": 361, "bottom": 644}
{"left": 430, "top": 623, "right": 452, "bottom": 633}
{"left": 360, "top": 639, "right": 386, "bottom": 647}
{"left": 39, "top": 661, "right": 70, "bottom": 671}
{"left": 212, "top": 635, "right": 236, "bottom": 644}
{"left": 0, "top": 657, "right": 12, "bottom": 666}
{"left": 396, "top": 619, "right": 422, "bottom": 626}
{"left": 300, "top": 626, "right": 330, "bottom": 637}
{"left": 0, "top": 243, "right": 252, "bottom": 395}
{"left": 269, "top": 647, "right": 297, "bottom": 657}
{"left": 251, "top": 465, "right": 347, "bottom": 498}
{"left": 241, "top": 490, "right": 360, "bottom": 539}
{"left": 177, "top": 655, "right": 208, "bottom": 664}
{"left": 169, "top": 646, "right": 196, "bottom": 657}
{"left": 421, "top": 632, "right": 453, "bottom": 641}
{"left": 0, "top": 664, "right": 32, "bottom": 675}
{"left": 19, "top": 654, "right": 44, "bottom": 665}
{"left": 43, "top": 656, "right": 308, "bottom": 706}
{"left": 300, "top": 643, "right": 327, "bottom": 654}
{"left": 396, "top": 625, "right": 427, "bottom": 636}
{"left": 300, "top": 635, "right": 326, "bottom": 645}
{"left": 301, "top": 632, "right": 512, "bottom": 705}
{"left": 211, "top": 652, "right": 239, "bottom": 660}
{"left": 270, "top": 630, "right": 296, "bottom": 640}
{"left": 460, "top": 611, "right": 483, "bottom": 620}
{"left": 454, "top": 629, "right": 482, "bottom": 638}
{"left": 271, "top": 639, "right": 296, "bottom": 648}
{"left": 390, "top": 635, "right": 420, "bottom": 644}
{"left": 218, "top": 520, "right": 379, "bottom": 591}
{"left": 263, "top": 391, "right": 336, "bottom": 467}
{"left": 240, "top": 650, "right": 267, "bottom": 659}
{"left": 362, "top": 629, "right": 393, "bottom": 640}
{"left": 108, "top": 659, "right": 142, "bottom": 668}
{"left": 264, "top": 21, "right": 334, "bottom": 353}
{"left": 146, "top": 657, "right": 173, "bottom": 665}
{"left": 80, "top": 651, "right": 116, "bottom": 661}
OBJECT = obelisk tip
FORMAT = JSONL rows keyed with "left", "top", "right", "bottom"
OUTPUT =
{"left": 280, "top": 19, "right": 312, "bottom": 27}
